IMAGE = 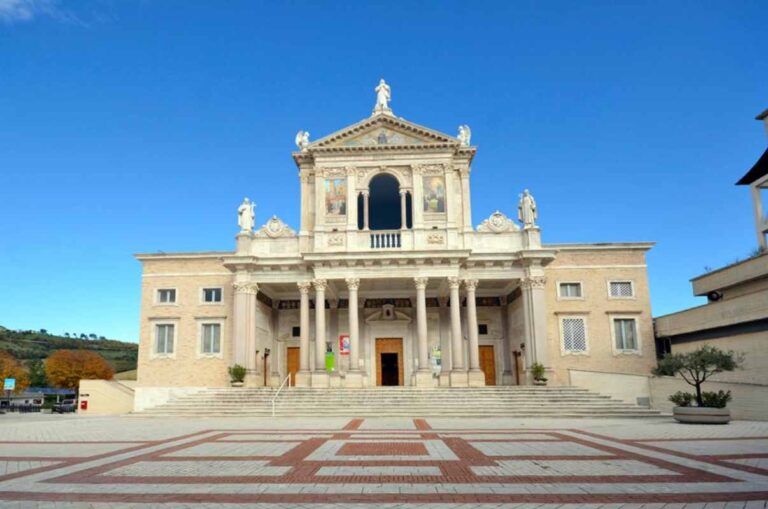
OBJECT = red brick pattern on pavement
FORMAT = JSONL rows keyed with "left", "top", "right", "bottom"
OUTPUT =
{"left": 0, "top": 418, "right": 766, "bottom": 504}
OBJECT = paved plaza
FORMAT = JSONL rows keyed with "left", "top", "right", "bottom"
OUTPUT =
{"left": 0, "top": 414, "right": 767, "bottom": 507}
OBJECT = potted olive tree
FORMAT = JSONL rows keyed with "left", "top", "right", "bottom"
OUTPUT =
{"left": 530, "top": 362, "right": 548, "bottom": 386}
{"left": 228, "top": 364, "right": 247, "bottom": 388}
{"left": 653, "top": 346, "right": 741, "bottom": 424}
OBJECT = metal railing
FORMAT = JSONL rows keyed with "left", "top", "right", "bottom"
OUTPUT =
{"left": 271, "top": 374, "right": 291, "bottom": 417}
{"left": 370, "top": 230, "right": 401, "bottom": 249}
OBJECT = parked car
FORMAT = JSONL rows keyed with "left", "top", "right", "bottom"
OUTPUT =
{"left": 52, "top": 399, "right": 76, "bottom": 414}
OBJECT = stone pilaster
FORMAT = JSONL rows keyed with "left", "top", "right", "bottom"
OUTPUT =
{"left": 521, "top": 273, "right": 548, "bottom": 384}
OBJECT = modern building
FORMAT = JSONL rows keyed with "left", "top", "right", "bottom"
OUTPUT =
{"left": 655, "top": 107, "right": 768, "bottom": 385}
{"left": 134, "top": 82, "right": 656, "bottom": 408}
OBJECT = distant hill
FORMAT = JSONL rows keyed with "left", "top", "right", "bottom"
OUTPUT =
{"left": 0, "top": 326, "right": 138, "bottom": 373}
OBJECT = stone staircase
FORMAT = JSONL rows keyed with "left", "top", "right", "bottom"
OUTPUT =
{"left": 137, "top": 386, "right": 661, "bottom": 417}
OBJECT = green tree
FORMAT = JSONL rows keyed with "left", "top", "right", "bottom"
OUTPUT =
{"left": 653, "top": 346, "right": 741, "bottom": 407}
{"left": 27, "top": 359, "right": 47, "bottom": 387}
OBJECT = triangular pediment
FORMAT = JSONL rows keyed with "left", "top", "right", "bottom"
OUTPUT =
{"left": 311, "top": 114, "right": 459, "bottom": 149}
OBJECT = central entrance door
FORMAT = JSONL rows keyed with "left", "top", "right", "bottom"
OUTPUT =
{"left": 479, "top": 345, "right": 497, "bottom": 386}
{"left": 375, "top": 338, "right": 404, "bottom": 386}
{"left": 287, "top": 347, "right": 300, "bottom": 386}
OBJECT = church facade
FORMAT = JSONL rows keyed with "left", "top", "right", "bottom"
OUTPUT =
{"left": 134, "top": 82, "right": 656, "bottom": 408}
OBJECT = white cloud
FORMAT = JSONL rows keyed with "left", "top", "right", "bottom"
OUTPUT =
{"left": 0, "top": 0, "right": 75, "bottom": 24}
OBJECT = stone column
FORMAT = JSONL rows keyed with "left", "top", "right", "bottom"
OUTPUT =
{"left": 362, "top": 191, "right": 370, "bottom": 230}
{"left": 233, "top": 281, "right": 259, "bottom": 385}
{"left": 345, "top": 277, "right": 364, "bottom": 387}
{"left": 521, "top": 274, "right": 549, "bottom": 384}
{"left": 464, "top": 279, "right": 485, "bottom": 386}
{"left": 311, "top": 279, "right": 329, "bottom": 387}
{"left": 448, "top": 276, "right": 468, "bottom": 387}
{"left": 413, "top": 277, "right": 433, "bottom": 387}
{"left": 499, "top": 296, "right": 515, "bottom": 385}
{"left": 399, "top": 189, "right": 408, "bottom": 230}
{"left": 294, "top": 281, "right": 312, "bottom": 387}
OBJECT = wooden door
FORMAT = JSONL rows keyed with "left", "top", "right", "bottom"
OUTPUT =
{"left": 287, "top": 347, "right": 300, "bottom": 386}
{"left": 479, "top": 345, "right": 496, "bottom": 386}
{"left": 375, "top": 338, "right": 404, "bottom": 386}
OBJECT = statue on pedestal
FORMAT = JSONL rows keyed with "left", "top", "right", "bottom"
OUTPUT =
{"left": 518, "top": 189, "right": 538, "bottom": 229}
{"left": 373, "top": 79, "right": 392, "bottom": 115}
{"left": 458, "top": 125, "right": 472, "bottom": 146}
{"left": 237, "top": 197, "right": 255, "bottom": 233}
{"left": 295, "top": 130, "right": 310, "bottom": 151}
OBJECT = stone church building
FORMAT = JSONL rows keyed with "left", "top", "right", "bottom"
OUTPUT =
{"left": 134, "top": 82, "right": 655, "bottom": 408}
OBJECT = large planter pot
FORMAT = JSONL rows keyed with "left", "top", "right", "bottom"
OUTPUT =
{"left": 673, "top": 406, "right": 731, "bottom": 424}
{"left": 532, "top": 379, "right": 547, "bottom": 386}
{"left": 230, "top": 381, "right": 244, "bottom": 388}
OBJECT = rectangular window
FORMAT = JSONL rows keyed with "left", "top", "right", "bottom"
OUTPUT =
{"left": 559, "top": 282, "right": 582, "bottom": 298}
{"left": 478, "top": 324, "right": 488, "bottom": 335}
{"left": 203, "top": 288, "right": 222, "bottom": 303}
{"left": 201, "top": 323, "right": 221, "bottom": 354}
{"left": 609, "top": 281, "right": 634, "bottom": 298}
{"left": 155, "top": 324, "right": 175, "bottom": 354}
{"left": 614, "top": 318, "right": 638, "bottom": 351}
{"left": 291, "top": 326, "right": 301, "bottom": 338}
{"left": 157, "top": 289, "right": 176, "bottom": 304}
{"left": 561, "top": 317, "right": 587, "bottom": 353}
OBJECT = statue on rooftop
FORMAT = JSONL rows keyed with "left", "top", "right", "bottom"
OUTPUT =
{"left": 237, "top": 197, "right": 255, "bottom": 233}
{"left": 295, "top": 130, "right": 310, "bottom": 151}
{"left": 458, "top": 125, "right": 472, "bottom": 146}
{"left": 518, "top": 189, "right": 538, "bottom": 229}
{"left": 373, "top": 79, "right": 392, "bottom": 114}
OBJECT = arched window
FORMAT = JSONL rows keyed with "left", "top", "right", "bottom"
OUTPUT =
{"left": 366, "top": 174, "right": 400, "bottom": 230}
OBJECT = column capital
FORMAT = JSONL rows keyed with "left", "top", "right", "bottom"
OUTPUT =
{"left": 233, "top": 282, "right": 259, "bottom": 295}
{"left": 399, "top": 188, "right": 409, "bottom": 196}
{"left": 414, "top": 277, "right": 428, "bottom": 290}
{"left": 312, "top": 278, "right": 328, "bottom": 291}
{"left": 447, "top": 276, "right": 461, "bottom": 290}
{"left": 345, "top": 277, "right": 360, "bottom": 291}
{"left": 361, "top": 190, "right": 370, "bottom": 197}
{"left": 521, "top": 276, "right": 547, "bottom": 290}
{"left": 462, "top": 279, "right": 479, "bottom": 291}
{"left": 297, "top": 281, "right": 312, "bottom": 294}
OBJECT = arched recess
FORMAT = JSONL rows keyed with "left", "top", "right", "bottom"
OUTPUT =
{"left": 367, "top": 174, "right": 400, "bottom": 230}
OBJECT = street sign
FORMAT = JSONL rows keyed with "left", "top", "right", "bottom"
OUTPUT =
{"left": 3, "top": 378, "right": 15, "bottom": 391}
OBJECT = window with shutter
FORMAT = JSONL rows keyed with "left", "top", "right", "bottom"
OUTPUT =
{"left": 609, "top": 281, "right": 634, "bottom": 298}
{"left": 561, "top": 317, "right": 587, "bottom": 353}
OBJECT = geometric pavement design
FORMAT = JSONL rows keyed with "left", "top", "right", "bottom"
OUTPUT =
{"left": 1, "top": 418, "right": 768, "bottom": 505}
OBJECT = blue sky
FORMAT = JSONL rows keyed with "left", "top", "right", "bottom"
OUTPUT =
{"left": 0, "top": 1, "right": 766, "bottom": 342}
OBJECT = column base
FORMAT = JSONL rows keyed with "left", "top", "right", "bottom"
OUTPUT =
{"left": 311, "top": 371, "right": 330, "bottom": 388}
{"left": 468, "top": 369, "right": 486, "bottom": 387}
{"left": 501, "top": 370, "right": 515, "bottom": 386}
{"left": 343, "top": 371, "right": 365, "bottom": 388}
{"left": 413, "top": 370, "right": 435, "bottom": 388}
{"left": 449, "top": 370, "right": 469, "bottom": 387}
{"left": 294, "top": 371, "right": 311, "bottom": 388}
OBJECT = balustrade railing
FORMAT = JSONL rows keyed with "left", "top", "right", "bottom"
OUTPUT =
{"left": 370, "top": 230, "right": 402, "bottom": 249}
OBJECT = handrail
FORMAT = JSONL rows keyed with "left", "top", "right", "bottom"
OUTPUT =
{"left": 271, "top": 374, "right": 291, "bottom": 417}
